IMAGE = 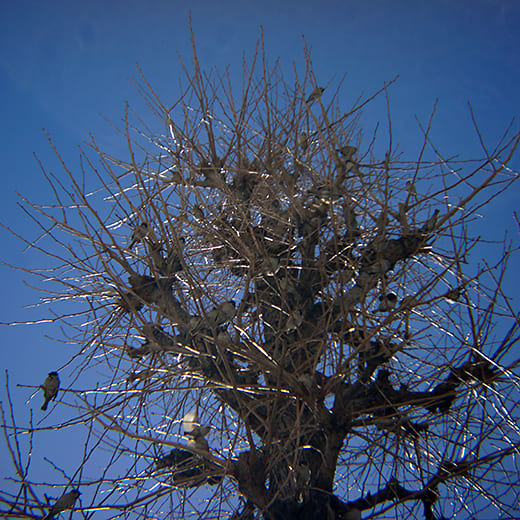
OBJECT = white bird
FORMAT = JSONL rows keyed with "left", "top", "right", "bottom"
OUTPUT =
{"left": 376, "top": 293, "right": 398, "bottom": 312}
{"left": 305, "top": 86, "right": 325, "bottom": 104}
{"left": 43, "top": 489, "right": 81, "bottom": 520}
{"left": 129, "top": 222, "right": 149, "bottom": 248}
{"left": 40, "top": 372, "right": 60, "bottom": 411}
{"left": 183, "top": 408, "right": 210, "bottom": 449}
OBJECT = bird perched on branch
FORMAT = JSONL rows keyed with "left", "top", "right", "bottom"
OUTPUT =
{"left": 129, "top": 222, "right": 149, "bottom": 248}
{"left": 337, "top": 144, "right": 357, "bottom": 161}
{"left": 443, "top": 286, "right": 464, "bottom": 303}
{"left": 192, "top": 204, "right": 204, "bottom": 221}
{"left": 165, "top": 237, "right": 185, "bottom": 274}
{"left": 183, "top": 409, "right": 210, "bottom": 452}
{"left": 376, "top": 293, "right": 398, "bottom": 312}
{"left": 205, "top": 300, "right": 236, "bottom": 328}
{"left": 423, "top": 209, "right": 440, "bottom": 233}
{"left": 297, "top": 132, "right": 309, "bottom": 152}
{"left": 40, "top": 371, "right": 60, "bottom": 411}
{"left": 305, "top": 86, "right": 325, "bottom": 104}
{"left": 43, "top": 489, "right": 80, "bottom": 520}
{"left": 284, "top": 309, "right": 304, "bottom": 331}
{"left": 405, "top": 180, "right": 417, "bottom": 197}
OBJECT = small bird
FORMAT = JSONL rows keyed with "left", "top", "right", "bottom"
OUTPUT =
{"left": 423, "top": 209, "right": 440, "bottom": 233}
{"left": 189, "top": 315, "right": 204, "bottom": 331}
{"left": 129, "top": 222, "right": 149, "bottom": 248}
{"left": 376, "top": 293, "right": 398, "bottom": 312}
{"left": 297, "top": 132, "right": 309, "bottom": 152}
{"left": 169, "top": 170, "right": 183, "bottom": 184}
{"left": 285, "top": 309, "right": 304, "bottom": 331}
{"left": 259, "top": 257, "right": 281, "bottom": 276}
{"left": 305, "top": 86, "right": 325, "bottom": 104}
{"left": 183, "top": 409, "right": 210, "bottom": 452}
{"left": 405, "top": 180, "right": 417, "bottom": 197}
{"left": 165, "top": 237, "right": 185, "bottom": 274}
{"left": 192, "top": 205, "right": 204, "bottom": 221}
{"left": 337, "top": 145, "right": 357, "bottom": 161}
{"left": 313, "top": 185, "right": 343, "bottom": 204}
{"left": 297, "top": 373, "right": 313, "bottom": 390}
{"left": 187, "top": 435, "right": 209, "bottom": 452}
{"left": 215, "top": 329, "right": 233, "bottom": 346}
{"left": 41, "top": 372, "right": 60, "bottom": 411}
{"left": 206, "top": 300, "right": 236, "bottom": 328}
{"left": 443, "top": 286, "right": 463, "bottom": 303}
{"left": 217, "top": 300, "right": 236, "bottom": 322}
{"left": 43, "top": 489, "right": 81, "bottom": 520}
{"left": 400, "top": 295, "right": 418, "bottom": 309}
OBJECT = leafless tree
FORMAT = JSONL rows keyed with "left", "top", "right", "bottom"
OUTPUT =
{"left": 2, "top": 31, "right": 520, "bottom": 520}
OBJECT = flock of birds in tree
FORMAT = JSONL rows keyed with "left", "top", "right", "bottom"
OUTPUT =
{"left": 34, "top": 85, "right": 467, "bottom": 519}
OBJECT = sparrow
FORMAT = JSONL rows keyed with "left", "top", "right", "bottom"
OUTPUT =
{"left": 405, "top": 180, "right": 417, "bottom": 197}
{"left": 187, "top": 435, "right": 209, "bottom": 452}
{"left": 43, "top": 489, "right": 81, "bottom": 520}
{"left": 165, "top": 237, "right": 185, "bottom": 274}
{"left": 297, "top": 373, "right": 313, "bottom": 390}
{"left": 313, "top": 184, "right": 343, "bottom": 204}
{"left": 337, "top": 145, "right": 357, "bottom": 161}
{"left": 297, "top": 132, "right": 309, "bottom": 152}
{"left": 41, "top": 372, "right": 60, "bottom": 411}
{"left": 422, "top": 209, "right": 440, "bottom": 233}
{"left": 205, "top": 300, "right": 236, "bottom": 328}
{"left": 192, "top": 204, "right": 204, "bottom": 221}
{"left": 400, "top": 294, "right": 418, "bottom": 309}
{"left": 259, "top": 257, "right": 280, "bottom": 276}
{"left": 155, "top": 448, "right": 192, "bottom": 469}
{"left": 129, "top": 222, "right": 149, "bottom": 248}
{"left": 376, "top": 292, "right": 398, "bottom": 312}
{"left": 189, "top": 316, "right": 204, "bottom": 331}
{"left": 306, "top": 86, "right": 325, "bottom": 104}
{"left": 284, "top": 309, "right": 304, "bottom": 331}
{"left": 443, "top": 286, "right": 463, "bottom": 303}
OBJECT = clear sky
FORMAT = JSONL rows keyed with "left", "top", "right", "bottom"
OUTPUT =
{"left": 1, "top": 0, "right": 519, "bottom": 512}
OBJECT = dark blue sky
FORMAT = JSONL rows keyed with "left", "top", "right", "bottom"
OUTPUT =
{"left": 1, "top": 0, "right": 519, "bottom": 511}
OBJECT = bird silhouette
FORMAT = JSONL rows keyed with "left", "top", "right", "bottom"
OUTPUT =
{"left": 40, "top": 372, "right": 60, "bottom": 411}
{"left": 129, "top": 222, "right": 149, "bottom": 248}
{"left": 305, "top": 86, "right": 325, "bottom": 104}
{"left": 43, "top": 489, "right": 80, "bottom": 520}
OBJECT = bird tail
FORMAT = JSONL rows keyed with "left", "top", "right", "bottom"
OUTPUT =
{"left": 41, "top": 401, "right": 48, "bottom": 411}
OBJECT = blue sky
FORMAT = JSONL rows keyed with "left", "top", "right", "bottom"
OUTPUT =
{"left": 1, "top": 0, "right": 519, "bottom": 513}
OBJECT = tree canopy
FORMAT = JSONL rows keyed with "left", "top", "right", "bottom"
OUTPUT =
{"left": 2, "top": 32, "right": 520, "bottom": 520}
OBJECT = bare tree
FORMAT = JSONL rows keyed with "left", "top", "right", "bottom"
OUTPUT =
{"left": 2, "top": 31, "right": 520, "bottom": 520}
